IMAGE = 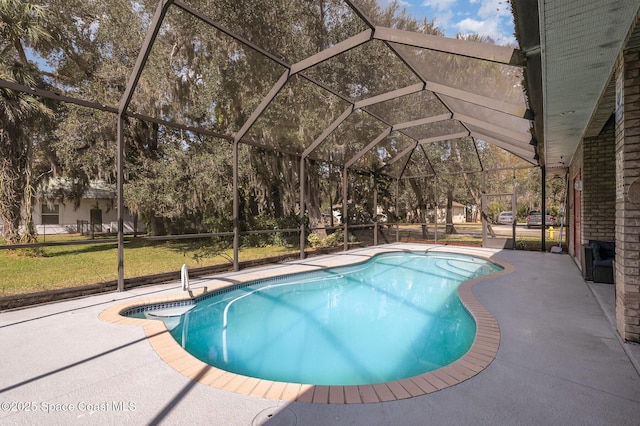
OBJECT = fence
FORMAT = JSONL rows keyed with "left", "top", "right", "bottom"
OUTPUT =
{"left": 31, "top": 221, "right": 144, "bottom": 236}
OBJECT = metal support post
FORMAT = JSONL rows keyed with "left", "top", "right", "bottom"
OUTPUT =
{"left": 434, "top": 176, "right": 438, "bottom": 244}
{"left": 482, "top": 171, "right": 487, "bottom": 245}
{"left": 541, "top": 165, "right": 546, "bottom": 252}
{"left": 395, "top": 178, "right": 400, "bottom": 242}
{"left": 373, "top": 173, "right": 378, "bottom": 246}
{"left": 115, "top": 0, "right": 174, "bottom": 291}
{"left": 343, "top": 166, "right": 348, "bottom": 251}
{"left": 512, "top": 168, "right": 517, "bottom": 248}
{"left": 299, "top": 158, "right": 306, "bottom": 259}
{"left": 116, "top": 117, "right": 125, "bottom": 291}
{"left": 233, "top": 140, "right": 239, "bottom": 270}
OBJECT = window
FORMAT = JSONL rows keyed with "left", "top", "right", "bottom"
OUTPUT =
{"left": 42, "top": 204, "right": 59, "bottom": 225}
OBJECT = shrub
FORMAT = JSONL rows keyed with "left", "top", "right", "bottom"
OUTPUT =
{"left": 306, "top": 229, "right": 343, "bottom": 248}
{"left": 307, "top": 233, "right": 322, "bottom": 248}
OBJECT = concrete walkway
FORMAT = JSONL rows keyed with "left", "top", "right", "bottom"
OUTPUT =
{"left": 1, "top": 244, "right": 639, "bottom": 425}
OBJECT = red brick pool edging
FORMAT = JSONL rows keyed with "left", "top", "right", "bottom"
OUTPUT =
{"left": 99, "top": 247, "right": 514, "bottom": 404}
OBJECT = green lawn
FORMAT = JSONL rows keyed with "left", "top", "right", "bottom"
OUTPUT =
{"left": 0, "top": 236, "right": 297, "bottom": 297}
{"left": 0, "top": 228, "right": 566, "bottom": 297}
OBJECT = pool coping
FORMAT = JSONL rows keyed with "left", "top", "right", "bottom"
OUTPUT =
{"left": 99, "top": 245, "right": 514, "bottom": 404}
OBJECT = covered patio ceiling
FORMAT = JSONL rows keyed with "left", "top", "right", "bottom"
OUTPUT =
{"left": 512, "top": 0, "right": 640, "bottom": 174}
{"left": 1, "top": 0, "right": 536, "bottom": 178}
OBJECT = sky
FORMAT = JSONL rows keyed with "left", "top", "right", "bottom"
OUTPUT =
{"left": 381, "top": 0, "right": 516, "bottom": 46}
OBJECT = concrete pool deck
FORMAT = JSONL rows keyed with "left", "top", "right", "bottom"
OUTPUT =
{"left": 1, "top": 243, "right": 639, "bottom": 425}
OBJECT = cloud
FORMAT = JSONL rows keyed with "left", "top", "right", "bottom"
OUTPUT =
{"left": 433, "top": 10, "right": 454, "bottom": 29}
{"left": 456, "top": 18, "right": 493, "bottom": 33}
{"left": 422, "top": 0, "right": 458, "bottom": 12}
{"left": 475, "top": 0, "right": 512, "bottom": 18}
{"left": 449, "top": 0, "right": 515, "bottom": 45}
{"left": 454, "top": 17, "right": 515, "bottom": 45}
{"left": 417, "top": 0, "right": 516, "bottom": 45}
{"left": 377, "top": 0, "right": 410, "bottom": 9}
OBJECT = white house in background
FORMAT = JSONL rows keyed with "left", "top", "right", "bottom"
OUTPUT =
{"left": 407, "top": 201, "right": 468, "bottom": 224}
{"left": 436, "top": 201, "right": 467, "bottom": 224}
{"left": 33, "top": 179, "right": 143, "bottom": 235}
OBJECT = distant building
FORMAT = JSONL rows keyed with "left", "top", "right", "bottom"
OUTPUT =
{"left": 34, "top": 179, "right": 143, "bottom": 235}
{"left": 436, "top": 201, "right": 467, "bottom": 224}
{"left": 406, "top": 201, "right": 468, "bottom": 224}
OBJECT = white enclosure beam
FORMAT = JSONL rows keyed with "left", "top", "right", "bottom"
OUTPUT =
{"left": 291, "top": 29, "right": 373, "bottom": 75}
{"left": 426, "top": 81, "right": 527, "bottom": 117}
{"left": 393, "top": 113, "right": 452, "bottom": 130}
{"left": 470, "top": 131, "right": 535, "bottom": 162}
{"left": 455, "top": 113, "right": 531, "bottom": 143}
{"left": 234, "top": 70, "right": 290, "bottom": 143}
{"left": 301, "top": 106, "right": 354, "bottom": 158}
{"left": 387, "top": 142, "right": 418, "bottom": 166}
{"left": 354, "top": 83, "right": 424, "bottom": 109}
{"left": 418, "top": 131, "right": 470, "bottom": 144}
{"left": 374, "top": 26, "right": 525, "bottom": 66}
{"left": 345, "top": 127, "right": 392, "bottom": 168}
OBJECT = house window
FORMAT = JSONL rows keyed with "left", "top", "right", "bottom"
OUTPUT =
{"left": 42, "top": 204, "right": 59, "bottom": 225}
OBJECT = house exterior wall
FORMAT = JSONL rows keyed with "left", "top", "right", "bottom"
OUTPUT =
{"left": 568, "top": 117, "right": 616, "bottom": 272}
{"left": 569, "top": 13, "right": 640, "bottom": 343}
{"left": 33, "top": 199, "right": 140, "bottom": 234}
{"left": 614, "top": 22, "right": 640, "bottom": 343}
{"left": 436, "top": 205, "right": 466, "bottom": 223}
{"left": 582, "top": 116, "right": 616, "bottom": 243}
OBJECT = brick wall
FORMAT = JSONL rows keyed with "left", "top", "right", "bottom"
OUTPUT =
{"left": 583, "top": 117, "right": 616, "bottom": 243}
{"left": 615, "top": 26, "right": 640, "bottom": 343}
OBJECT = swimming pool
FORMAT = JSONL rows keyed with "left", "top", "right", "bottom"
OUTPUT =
{"left": 128, "top": 251, "right": 502, "bottom": 386}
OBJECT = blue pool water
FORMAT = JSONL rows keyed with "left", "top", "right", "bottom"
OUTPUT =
{"left": 157, "top": 252, "right": 501, "bottom": 385}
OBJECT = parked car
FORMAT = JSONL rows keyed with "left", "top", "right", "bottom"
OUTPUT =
{"left": 526, "top": 210, "right": 556, "bottom": 228}
{"left": 497, "top": 211, "right": 514, "bottom": 224}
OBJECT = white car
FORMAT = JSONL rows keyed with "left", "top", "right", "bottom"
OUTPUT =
{"left": 497, "top": 211, "right": 514, "bottom": 224}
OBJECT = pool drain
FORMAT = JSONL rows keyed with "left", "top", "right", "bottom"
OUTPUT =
{"left": 252, "top": 407, "right": 297, "bottom": 426}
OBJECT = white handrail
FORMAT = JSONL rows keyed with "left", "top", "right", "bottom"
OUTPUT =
{"left": 181, "top": 264, "right": 190, "bottom": 291}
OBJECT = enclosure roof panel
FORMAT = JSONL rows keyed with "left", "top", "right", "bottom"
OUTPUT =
{"left": 3, "top": 0, "right": 537, "bottom": 177}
